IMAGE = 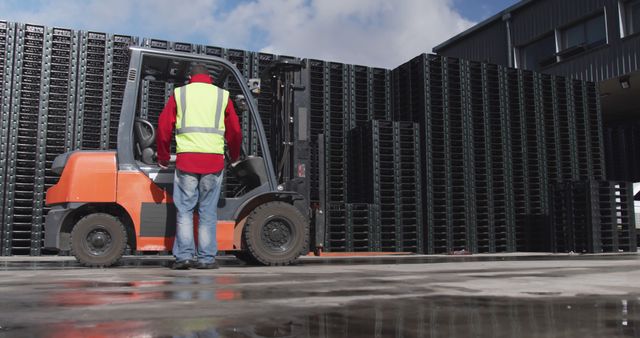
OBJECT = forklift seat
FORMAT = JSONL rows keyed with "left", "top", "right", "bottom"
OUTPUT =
{"left": 134, "top": 118, "right": 156, "bottom": 165}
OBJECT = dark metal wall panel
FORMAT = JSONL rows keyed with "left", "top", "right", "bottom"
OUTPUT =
{"left": 541, "top": 36, "right": 640, "bottom": 82}
{"left": 510, "top": 0, "right": 613, "bottom": 45}
{"left": 437, "top": 20, "right": 509, "bottom": 65}
{"left": 435, "top": 0, "right": 640, "bottom": 82}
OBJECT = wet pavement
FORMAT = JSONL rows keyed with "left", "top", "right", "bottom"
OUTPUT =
{"left": 1, "top": 254, "right": 640, "bottom": 337}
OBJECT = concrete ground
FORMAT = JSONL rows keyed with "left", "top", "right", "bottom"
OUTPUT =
{"left": 0, "top": 253, "right": 639, "bottom": 337}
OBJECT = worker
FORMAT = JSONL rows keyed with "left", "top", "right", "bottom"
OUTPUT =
{"left": 156, "top": 64, "right": 242, "bottom": 270}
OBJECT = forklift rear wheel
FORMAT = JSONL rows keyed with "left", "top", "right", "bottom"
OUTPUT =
{"left": 243, "top": 201, "right": 309, "bottom": 266}
{"left": 70, "top": 213, "right": 128, "bottom": 267}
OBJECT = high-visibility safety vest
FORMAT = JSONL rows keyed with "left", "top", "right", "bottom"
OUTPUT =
{"left": 174, "top": 82, "right": 229, "bottom": 154}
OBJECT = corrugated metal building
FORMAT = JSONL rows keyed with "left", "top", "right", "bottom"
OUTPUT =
{"left": 434, "top": 0, "right": 640, "bottom": 183}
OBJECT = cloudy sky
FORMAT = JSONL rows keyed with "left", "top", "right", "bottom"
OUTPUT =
{"left": 0, "top": 0, "right": 519, "bottom": 68}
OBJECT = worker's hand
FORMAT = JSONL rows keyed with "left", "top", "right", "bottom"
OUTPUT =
{"left": 158, "top": 160, "right": 169, "bottom": 169}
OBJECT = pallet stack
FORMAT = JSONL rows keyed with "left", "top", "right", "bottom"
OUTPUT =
{"left": 390, "top": 53, "right": 615, "bottom": 254}
{"left": 347, "top": 120, "right": 423, "bottom": 252}
{"left": 550, "top": 181, "right": 636, "bottom": 253}
{"left": 0, "top": 18, "right": 634, "bottom": 256}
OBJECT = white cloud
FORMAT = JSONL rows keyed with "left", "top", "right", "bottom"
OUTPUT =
{"left": 0, "top": 0, "right": 473, "bottom": 68}
{"left": 212, "top": 0, "right": 474, "bottom": 68}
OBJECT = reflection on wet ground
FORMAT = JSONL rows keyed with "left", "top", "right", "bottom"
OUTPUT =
{"left": 0, "top": 254, "right": 639, "bottom": 337}
{"left": 2, "top": 295, "right": 639, "bottom": 337}
{"left": 0, "top": 252, "right": 637, "bottom": 271}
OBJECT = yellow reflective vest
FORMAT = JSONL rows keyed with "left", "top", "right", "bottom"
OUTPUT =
{"left": 174, "top": 82, "right": 229, "bottom": 154}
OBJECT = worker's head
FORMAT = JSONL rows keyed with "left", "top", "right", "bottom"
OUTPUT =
{"left": 190, "top": 64, "right": 210, "bottom": 77}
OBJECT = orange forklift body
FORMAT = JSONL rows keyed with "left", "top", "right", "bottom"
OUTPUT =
{"left": 46, "top": 152, "right": 237, "bottom": 252}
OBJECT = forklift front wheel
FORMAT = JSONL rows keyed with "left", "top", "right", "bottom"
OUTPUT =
{"left": 70, "top": 213, "right": 128, "bottom": 268}
{"left": 243, "top": 201, "right": 309, "bottom": 266}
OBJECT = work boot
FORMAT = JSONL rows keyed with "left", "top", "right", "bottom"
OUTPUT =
{"left": 172, "top": 260, "right": 192, "bottom": 270}
{"left": 195, "top": 261, "right": 220, "bottom": 269}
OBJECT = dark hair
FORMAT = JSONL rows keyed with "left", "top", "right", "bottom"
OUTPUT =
{"left": 190, "top": 64, "right": 209, "bottom": 76}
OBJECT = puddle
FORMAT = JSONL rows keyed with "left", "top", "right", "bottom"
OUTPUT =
{"left": 3, "top": 295, "right": 639, "bottom": 338}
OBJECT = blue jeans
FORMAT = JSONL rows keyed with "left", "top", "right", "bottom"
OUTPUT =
{"left": 172, "top": 169, "right": 223, "bottom": 263}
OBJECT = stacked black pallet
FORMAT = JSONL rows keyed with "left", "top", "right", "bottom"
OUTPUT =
{"left": 391, "top": 53, "right": 610, "bottom": 254}
{"left": 225, "top": 48, "right": 252, "bottom": 151}
{"left": 466, "top": 60, "right": 491, "bottom": 253}
{"left": 251, "top": 52, "right": 276, "bottom": 156}
{"left": 75, "top": 31, "right": 109, "bottom": 149}
{"left": 348, "top": 120, "right": 422, "bottom": 252}
{"left": 2, "top": 23, "right": 46, "bottom": 255}
{"left": 2, "top": 24, "right": 77, "bottom": 255}
{"left": 325, "top": 202, "right": 379, "bottom": 252}
{"left": 585, "top": 82, "right": 605, "bottom": 180}
{"left": 348, "top": 66, "right": 392, "bottom": 125}
{"left": 221, "top": 48, "right": 252, "bottom": 197}
{"left": 140, "top": 39, "right": 195, "bottom": 154}
{"left": 390, "top": 61, "right": 412, "bottom": 122}
{"left": 550, "top": 181, "right": 636, "bottom": 253}
{"left": 486, "top": 63, "right": 516, "bottom": 252}
{"left": 325, "top": 62, "right": 350, "bottom": 206}
{"left": 108, "top": 35, "right": 137, "bottom": 149}
{"left": 371, "top": 68, "right": 391, "bottom": 121}
{"left": 604, "top": 121, "right": 640, "bottom": 182}
{"left": 0, "top": 21, "right": 15, "bottom": 254}
{"left": 200, "top": 44, "right": 250, "bottom": 197}
{"left": 140, "top": 38, "right": 171, "bottom": 126}
{"left": 599, "top": 181, "right": 637, "bottom": 252}
{"left": 306, "top": 59, "right": 326, "bottom": 204}
{"left": 516, "top": 69, "right": 548, "bottom": 251}
{"left": 316, "top": 61, "right": 353, "bottom": 251}
{"left": 40, "top": 27, "right": 79, "bottom": 254}
{"left": 348, "top": 65, "right": 370, "bottom": 126}
{"left": 413, "top": 55, "right": 478, "bottom": 254}
{"left": 76, "top": 31, "right": 138, "bottom": 151}
{"left": 394, "top": 122, "right": 423, "bottom": 252}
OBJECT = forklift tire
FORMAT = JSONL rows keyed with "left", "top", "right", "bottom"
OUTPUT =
{"left": 243, "top": 201, "right": 309, "bottom": 266}
{"left": 70, "top": 213, "right": 128, "bottom": 268}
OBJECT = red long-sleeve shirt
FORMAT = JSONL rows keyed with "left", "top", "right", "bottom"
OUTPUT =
{"left": 156, "top": 74, "right": 242, "bottom": 174}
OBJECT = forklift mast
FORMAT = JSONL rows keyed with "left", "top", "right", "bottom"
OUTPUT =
{"left": 262, "top": 60, "right": 310, "bottom": 205}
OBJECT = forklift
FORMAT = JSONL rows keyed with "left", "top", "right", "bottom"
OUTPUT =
{"left": 43, "top": 47, "right": 315, "bottom": 267}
